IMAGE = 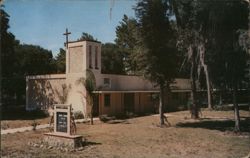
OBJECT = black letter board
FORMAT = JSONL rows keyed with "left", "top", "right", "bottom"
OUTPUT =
{"left": 56, "top": 112, "right": 67, "bottom": 133}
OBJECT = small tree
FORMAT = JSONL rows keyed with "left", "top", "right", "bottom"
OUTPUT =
{"left": 77, "top": 69, "right": 96, "bottom": 125}
{"left": 134, "top": 0, "right": 178, "bottom": 126}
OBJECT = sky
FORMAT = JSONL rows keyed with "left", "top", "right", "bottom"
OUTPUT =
{"left": 4, "top": 0, "right": 137, "bottom": 56}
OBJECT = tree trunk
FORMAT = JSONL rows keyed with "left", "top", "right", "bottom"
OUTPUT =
{"left": 90, "top": 97, "right": 94, "bottom": 125}
{"left": 90, "top": 107, "right": 93, "bottom": 125}
{"left": 159, "top": 85, "right": 165, "bottom": 126}
{"left": 219, "top": 91, "right": 222, "bottom": 105}
{"left": 248, "top": 1, "right": 250, "bottom": 46}
{"left": 233, "top": 84, "right": 240, "bottom": 132}
{"left": 203, "top": 65, "right": 212, "bottom": 109}
{"left": 198, "top": 43, "right": 212, "bottom": 109}
{"left": 190, "top": 46, "right": 199, "bottom": 119}
{"left": 87, "top": 95, "right": 94, "bottom": 125}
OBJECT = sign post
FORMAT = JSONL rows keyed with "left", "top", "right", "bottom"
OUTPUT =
{"left": 44, "top": 104, "right": 82, "bottom": 148}
{"left": 54, "top": 104, "right": 71, "bottom": 135}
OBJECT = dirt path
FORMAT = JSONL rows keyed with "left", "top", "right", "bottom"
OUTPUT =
{"left": 1, "top": 118, "right": 99, "bottom": 135}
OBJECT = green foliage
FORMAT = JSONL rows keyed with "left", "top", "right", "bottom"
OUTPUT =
{"left": 173, "top": 0, "right": 249, "bottom": 125}
{"left": 13, "top": 44, "right": 55, "bottom": 106}
{"left": 54, "top": 48, "right": 66, "bottom": 73}
{"left": 173, "top": 0, "right": 206, "bottom": 117}
{"left": 134, "top": 0, "right": 178, "bottom": 86}
{"left": 84, "top": 77, "right": 95, "bottom": 96}
{"left": 197, "top": 0, "right": 249, "bottom": 131}
{"left": 1, "top": 8, "right": 18, "bottom": 75}
{"left": 101, "top": 43, "right": 125, "bottom": 74}
{"left": 1, "top": 6, "right": 56, "bottom": 106}
{"left": 115, "top": 15, "right": 138, "bottom": 49}
{"left": 76, "top": 69, "right": 96, "bottom": 124}
{"left": 115, "top": 15, "right": 138, "bottom": 73}
{"left": 78, "top": 32, "right": 98, "bottom": 41}
{"left": 15, "top": 44, "right": 56, "bottom": 75}
{"left": 174, "top": 0, "right": 249, "bottom": 89}
{"left": 134, "top": 0, "right": 179, "bottom": 125}
{"left": 73, "top": 111, "right": 84, "bottom": 119}
{"left": 76, "top": 69, "right": 96, "bottom": 96}
{"left": 4, "top": 44, "right": 56, "bottom": 106}
{"left": 1, "top": 6, "right": 20, "bottom": 106}
{"left": 2, "top": 106, "right": 49, "bottom": 120}
{"left": 203, "top": 1, "right": 248, "bottom": 89}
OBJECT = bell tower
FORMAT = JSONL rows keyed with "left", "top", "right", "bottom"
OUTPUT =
{"left": 66, "top": 40, "right": 101, "bottom": 75}
{"left": 64, "top": 39, "right": 101, "bottom": 115}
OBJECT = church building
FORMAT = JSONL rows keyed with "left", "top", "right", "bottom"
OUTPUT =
{"left": 26, "top": 39, "right": 190, "bottom": 117}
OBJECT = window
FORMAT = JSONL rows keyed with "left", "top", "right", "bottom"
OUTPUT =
{"left": 103, "top": 78, "right": 110, "bottom": 85}
{"left": 89, "top": 45, "right": 92, "bottom": 68}
{"left": 104, "top": 94, "right": 111, "bottom": 107}
{"left": 103, "top": 78, "right": 111, "bottom": 88}
{"left": 95, "top": 46, "right": 98, "bottom": 69}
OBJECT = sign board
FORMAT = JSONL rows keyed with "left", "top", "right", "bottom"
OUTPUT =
{"left": 56, "top": 112, "right": 68, "bottom": 133}
{"left": 54, "top": 104, "right": 71, "bottom": 135}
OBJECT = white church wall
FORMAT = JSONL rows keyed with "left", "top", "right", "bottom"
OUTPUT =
{"left": 26, "top": 74, "right": 66, "bottom": 113}
{"left": 65, "top": 73, "right": 87, "bottom": 117}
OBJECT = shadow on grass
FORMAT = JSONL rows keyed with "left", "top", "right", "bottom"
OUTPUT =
{"left": 99, "top": 112, "right": 155, "bottom": 124}
{"left": 98, "top": 115, "right": 131, "bottom": 124}
{"left": 105, "top": 120, "right": 131, "bottom": 124}
{"left": 176, "top": 117, "right": 250, "bottom": 133}
{"left": 84, "top": 141, "right": 102, "bottom": 147}
{"left": 2, "top": 107, "right": 48, "bottom": 120}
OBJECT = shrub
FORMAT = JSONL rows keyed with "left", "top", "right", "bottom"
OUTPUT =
{"left": 31, "top": 120, "right": 40, "bottom": 130}
{"left": 99, "top": 115, "right": 116, "bottom": 122}
{"left": 1, "top": 122, "right": 9, "bottom": 130}
{"left": 73, "top": 111, "right": 84, "bottom": 119}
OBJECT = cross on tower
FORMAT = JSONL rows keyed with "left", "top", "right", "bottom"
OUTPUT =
{"left": 63, "top": 28, "right": 71, "bottom": 48}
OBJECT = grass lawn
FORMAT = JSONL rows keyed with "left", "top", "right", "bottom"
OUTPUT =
{"left": 1, "top": 117, "right": 51, "bottom": 130}
{"left": 1, "top": 107, "right": 50, "bottom": 129}
{"left": 1, "top": 110, "right": 250, "bottom": 158}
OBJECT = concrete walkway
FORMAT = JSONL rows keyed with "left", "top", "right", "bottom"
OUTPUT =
{"left": 1, "top": 118, "right": 99, "bottom": 135}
